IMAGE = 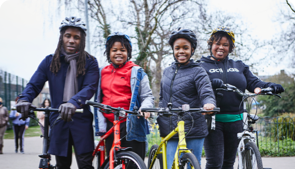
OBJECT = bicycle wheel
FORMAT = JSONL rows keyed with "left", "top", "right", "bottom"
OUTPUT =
{"left": 148, "top": 145, "right": 163, "bottom": 169}
{"left": 103, "top": 151, "right": 146, "bottom": 169}
{"left": 179, "top": 153, "right": 201, "bottom": 169}
{"left": 242, "top": 141, "right": 263, "bottom": 169}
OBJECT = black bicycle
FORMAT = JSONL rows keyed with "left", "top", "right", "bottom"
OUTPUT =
{"left": 216, "top": 84, "right": 281, "bottom": 169}
{"left": 25, "top": 107, "right": 82, "bottom": 169}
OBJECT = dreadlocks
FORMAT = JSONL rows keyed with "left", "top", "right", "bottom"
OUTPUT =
{"left": 50, "top": 27, "right": 93, "bottom": 76}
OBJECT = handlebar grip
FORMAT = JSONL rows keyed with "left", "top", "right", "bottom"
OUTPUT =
{"left": 85, "top": 100, "right": 97, "bottom": 106}
{"left": 76, "top": 109, "right": 83, "bottom": 113}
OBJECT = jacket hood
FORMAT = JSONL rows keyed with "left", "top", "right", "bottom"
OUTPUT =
{"left": 171, "top": 59, "right": 200, "bottom": 69}
{"left": 200, "top": 56, "right": 228, "bottom": 64}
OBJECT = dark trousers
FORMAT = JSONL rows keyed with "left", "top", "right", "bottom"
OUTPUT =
{"left": 55, "top": 132, "right": 94, "bottom": 169}
{"left": 106, "top": 120, "right": 146, "bottom": 160}
{"left": 13, "top": 125, "right": 25, "bottom": 151}
{"left": 204, "top": 120, "right": 243, "bottom": 169}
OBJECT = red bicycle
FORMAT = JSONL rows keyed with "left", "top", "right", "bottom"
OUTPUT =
{"left": 86, "top": 100, "right": 147, "bottom": 169}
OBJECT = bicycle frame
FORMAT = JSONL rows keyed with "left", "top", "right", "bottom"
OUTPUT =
{"left": 149, "top": 120, "right": 192, "bottom": 169}
{"left": 93, "top": 117, "right": 125, "bottom": 169}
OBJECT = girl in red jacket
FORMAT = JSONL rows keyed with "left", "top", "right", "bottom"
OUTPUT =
{"left": 96, "top": 32, "right": 154, "bottom": 160}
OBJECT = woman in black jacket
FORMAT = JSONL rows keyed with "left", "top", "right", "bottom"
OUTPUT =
{"left": 199, "top": 26, "right": 284, "bottom": 169}
{"left": 157, "top": 28, "right": 216, "bottom": 168}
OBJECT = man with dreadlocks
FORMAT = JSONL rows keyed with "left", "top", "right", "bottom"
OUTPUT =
{"left": 16, "top": 16, "right": 99, "bottom": 169}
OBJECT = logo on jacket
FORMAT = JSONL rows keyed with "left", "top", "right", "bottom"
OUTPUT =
{"left": 209, "top": 68, "right": 239, "bottom": 73}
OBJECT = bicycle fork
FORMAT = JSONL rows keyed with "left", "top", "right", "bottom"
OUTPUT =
{"left": 237, "top": 133, "right": 256, "bottom": 169}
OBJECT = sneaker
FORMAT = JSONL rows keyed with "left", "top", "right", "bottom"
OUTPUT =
{"left": 15, "top": 150, "right": 18, "bottom": 153}
{"left": 20, "top": 150, "right": 24, "bottom": 154}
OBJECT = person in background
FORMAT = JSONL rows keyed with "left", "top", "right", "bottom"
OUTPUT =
{"left": 0, "top": 97, "right": 9, "bottom": 154}
{"left": 37, "top": 98, "right": 51, "bottom": 135}
{"left": 198, "top": 26, "right": 285, "bottom": 169}
{"left": 9, "top": 97, "right": 30, "bottom": 154}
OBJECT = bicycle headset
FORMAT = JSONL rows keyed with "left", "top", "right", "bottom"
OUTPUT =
{"left": 59, "top": 16, "right": 87, "bottom": 33}
{"left": 105, "top": 32, "right": 132, "bottom": 68}
{"left": 168, "top": 27, "right": 197, "bottom": 65}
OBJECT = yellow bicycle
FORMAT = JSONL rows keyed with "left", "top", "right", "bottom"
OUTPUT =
{"left": 142, "top": 104, "right": 220, "bottom": 169}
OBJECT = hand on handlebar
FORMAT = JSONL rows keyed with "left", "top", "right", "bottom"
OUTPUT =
{"left": 203, "top": 103, "right": 215, "bottom": 115}
{"left": 139, "top": 109, "right": 150, "bottom": 119}
{"left": 59, "top": 103, "right": 76, "bottom": 122}
{"left": 270, "top": 83, "right": 284, "bottom": 94}
{"left": 16, "top": 100, "right": 35, "bottom": 120}
{"left": 211, "top": 78, "right": 224, "bottom": 89}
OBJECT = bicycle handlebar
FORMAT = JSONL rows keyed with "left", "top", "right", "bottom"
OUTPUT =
{"left": 11, "top": 106, "right": 83, "bottom": 113}
{"left": 140, "top": 107, "right": 220, "bottom": 114}
{"left": 85, "top": 100, "right": 141, "bottom": 116}
{"left": 216, "top": 84, "right": 281, "bottom": 98}
{"left": 28, "top": 107, "right": 84, "bottom": 113}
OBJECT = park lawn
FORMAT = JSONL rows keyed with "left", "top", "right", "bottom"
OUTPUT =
{"left": 4, "top": 126, "right": 42, "bottom": 139}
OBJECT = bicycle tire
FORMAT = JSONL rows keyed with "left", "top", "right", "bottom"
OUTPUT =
{"left": 242, "top": 141, "right": 263, "bottom": 169}
{"left": 179, "top": 153, "right": 201, "bottom": 169}
{"left": 147, "top": 145, "right": 163, "bottom": 169}
{"left": 103, "top": 151, "right": 146, "bottom": 169}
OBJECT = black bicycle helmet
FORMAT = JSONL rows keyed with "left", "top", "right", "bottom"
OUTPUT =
{"left": 59, "top": 16, "right": 87, "bottom": 33}
{"left": 168, "top": 27, "right": 197, "bottom": 50}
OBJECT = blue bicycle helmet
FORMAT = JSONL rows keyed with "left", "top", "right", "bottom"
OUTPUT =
{"left": 106, "top": 32, "right": 132, "bottom": 48}
{"left": 59, "top": 16, "right": 87, "bottom": 33}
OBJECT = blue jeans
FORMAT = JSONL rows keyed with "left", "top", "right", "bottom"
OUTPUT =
{"left": 167, "top": 138, "right": 205, "bottom": 169}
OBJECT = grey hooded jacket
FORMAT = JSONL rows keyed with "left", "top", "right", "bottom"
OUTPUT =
{"left": 157, "top": 60, "right": 216, "bottom": 139}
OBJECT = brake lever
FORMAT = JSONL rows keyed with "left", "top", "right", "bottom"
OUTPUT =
{"left": 274, "top": 94, "right": 281, "bottom": 98}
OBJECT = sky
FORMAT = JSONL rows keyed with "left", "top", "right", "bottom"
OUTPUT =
{"left": 0, "top": 0, "right": 294, "bottom": 81}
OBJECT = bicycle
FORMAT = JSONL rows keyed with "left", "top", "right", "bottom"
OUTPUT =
{"left": 216, "top": 84, "right": 281, "bottom": 169}
{"left": 141, "top": 103, "right": 220, "bottom": 169}
{"left": 22, "top": 106, "right": 83, "bottom": 169}
{"left": 85, "top": 100, "right": 147, "bottom": 169}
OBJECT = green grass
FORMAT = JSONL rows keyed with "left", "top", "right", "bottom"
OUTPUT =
{"left": 4, "top": 126, "right": 42, "bottom": 139}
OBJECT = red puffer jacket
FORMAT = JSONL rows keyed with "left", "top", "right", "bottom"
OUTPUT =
{"left": 101, "top": 61, "right": 138, "bottom": 122}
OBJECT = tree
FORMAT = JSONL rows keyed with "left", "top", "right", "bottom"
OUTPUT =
{"left": 269, "top": 0, "right": 295, "bottom": 77}
{"left": 257, "top": 70, "right": 295, "bottom": 116}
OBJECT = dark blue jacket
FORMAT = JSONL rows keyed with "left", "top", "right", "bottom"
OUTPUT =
{"left": 19, "top": 54, "right": 99, "bottom": 156}
{"left": 157, "top": 60, "right": 216, "bottom": 139}
{"left": 199, "top": 56, "right": 272, "bottom": 115}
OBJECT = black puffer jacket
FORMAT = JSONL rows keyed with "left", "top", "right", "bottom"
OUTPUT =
{"left": 157, "top": 60, "right": 216, "bottom": 139}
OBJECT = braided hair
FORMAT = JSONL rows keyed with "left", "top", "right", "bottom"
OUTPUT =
{"left": 50, "top": 27, "right": 93, "bottom": 76}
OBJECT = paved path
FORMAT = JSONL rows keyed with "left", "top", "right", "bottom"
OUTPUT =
{"left": 1, "top": 137, "right": 294, "bottom": 169}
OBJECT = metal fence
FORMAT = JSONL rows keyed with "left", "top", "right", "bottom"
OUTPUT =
{"left": 0, "top": 69, "right": 28, "bottom": 110}
{"left": 254, "top": 116, "right": 295, "bottom": 156}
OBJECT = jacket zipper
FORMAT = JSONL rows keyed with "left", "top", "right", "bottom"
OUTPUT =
{"left": 168, "top": 66, "right": 179, "bottom": 132}
{"left": 110, "top": 68, "right": 116, "bottom": 106}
